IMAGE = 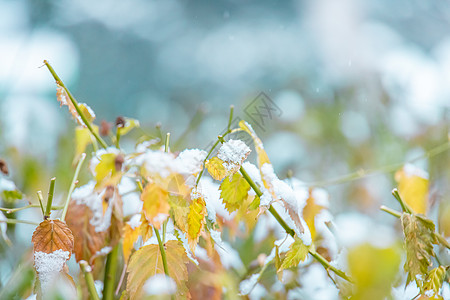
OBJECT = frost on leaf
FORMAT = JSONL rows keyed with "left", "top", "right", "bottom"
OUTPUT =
{"left": 187, "top": 189, "right": 207, "bottom": 253}
{"left": 126, "top": 240, "right": 189, "bottom": 299}
{"left": 90, "top": 148, "right": 123, "bottom": 188}
{"left": 217, "top": 139, "right": 251, "bottom": 175}
{"left": 141, "top": 183, "right": 170, "bottom": 229}
{"left": 117, "top": 118, "right": 140, "bottom": 136}
{"left": 56, "top": 84, "right": 95, "bottom": 127}
{"left": 219, "top": 172, "right": 251, "bottom": 213}
{"left": 32, "top": 220, "right": 74, "bottom": 294}
{"left": 280, "top": 238, "right": 309, "bottom": 269}
{"left": 401, "top": 213, "right": 438, "bottom": 288}
{"left": 395, "top": 164, "right": 429, "bottom": 214}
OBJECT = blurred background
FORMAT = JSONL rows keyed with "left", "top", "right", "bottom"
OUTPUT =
{"left": 0, "top": 0, "right": 449, "bottom": 296}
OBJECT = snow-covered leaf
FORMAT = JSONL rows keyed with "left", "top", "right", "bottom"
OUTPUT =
{"left": 32, "top": 220, "right": 74, "bottom": 255}
{"left": 141, "top": 183, "right": 170, "bottom": 229}
{"left": 117, "top": 118, "right": 140, "bottom": 136}
{"left": 205, "top": 157, "right": 227, "bottom": 180}
{"left": 187, "top": 190, "right": 207, "bottom": 252}
{"left": 395, "top": 164, "right": 429, "bottom": 214}
{"left": 280, "top": 238, "right": 309, "bottom": 269}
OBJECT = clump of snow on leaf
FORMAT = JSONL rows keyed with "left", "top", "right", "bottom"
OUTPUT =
{"left": 71, "top": 181, "right": 113, "bottom": 232}
{"left": 259, "top": 191, "right": 272, "bottom": 207}
{"left": 240, "top": 273, "right": 260, "bottom": 295}
{"left": 175, "top": 149, "right": 207, "bottom": 174}
{"left": 402, "top": 163, "right": 429, "bottom": 179}
{"left": 143, "top": 274, "right": 177, "bottom": 295}
{"left": 242, "top": 162, "right": 263, "bottom": 187}
{"left": 34, "top": 249, "right": 70, "bottom": 290}
{"left": 218, "top": 139, "right": 251, "bottom": 174}
{"left": 127, "top": 214, "right": 142, "bottom": 230}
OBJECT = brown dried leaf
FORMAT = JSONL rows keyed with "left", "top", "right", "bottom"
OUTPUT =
{"left": 65, "top": 201, "right": 107, "bottom": 262}
{"left": 32, "top": 219, "right": 74, "bottom": 256}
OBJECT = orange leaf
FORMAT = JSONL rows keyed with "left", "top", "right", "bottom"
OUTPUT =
{"left": 65, "top": 201, "right": 107, "bottom": 263}
{"left": 302, "top": 189, "right": 326, "bottom": 241}
{"left": 141, "top": 183, "right": 170, "bottom": 229}
{"left": 32, "top": 219, "right": 74, "bottom": 256}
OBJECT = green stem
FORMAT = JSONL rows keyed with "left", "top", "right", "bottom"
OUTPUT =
{"left": 307, "top": 141, "right": 450, "bottom": 187}
{"left": 37, "top": 191, "right": 45, "bottom": 217}
{"left": 80, "top": 261, "right": 100, "bottom": 300}
{"left": 240, "top": 165, "right": 352, "bottom": 282}
{"left": 0, "top": 219, "right": 39, "bottom": 226}
{"left": 380, "top": 205, "right": 402, "bottom": 218}
{"left": 61, "top": 153, "right": 86, "bottom": 221}
{"left": 103, "top": 244, "right": 120, "bottom": 300}
{"left": 165, "top": 133, "right": 170, "bottom": 153}
{"left": 115, "top": 130, "right": 121, "bottom": 149}
{"left": 43, "top": 60, "right": 108, "bottom": 149}
{"left": 154, "top": 226, "right": 170, "bottom": 278}
{"left": 45, "top": 177, "right": 56, "bottom": 218}
{"left": 392, "top": 188, "right": 412, "bottom": 214}
{"left": 0, "top": 204, "right": 63, "bottom": 214}
{"left": 227, "top": 105, "right": 234, "bottom": 131}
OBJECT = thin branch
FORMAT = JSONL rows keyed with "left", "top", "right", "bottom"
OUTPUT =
{"left": 103, "top": 244, "right": 120, "bottom": 300}
{"left": 80, "top": 261, "right": 100, "bottom": 300}
{"left": 61, "top": 153, "right": 86, "bottom": 221}
{"left": 43, "top": 60, "right": 108, "bottom": 149}
{"left": 239, "top": 166, "right": 352, "bottom": 282}
{"left": 0, "top": 219, "right": 39, "bottom": 226}
{"left": 0, "top": 204, "right": 63, "bottom": 214}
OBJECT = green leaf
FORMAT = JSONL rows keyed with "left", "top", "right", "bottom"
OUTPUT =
{"left": 423, "top": 266, "right": 447, "bottom": 296}
{"left": 187, "top": 194, "right": 207, "bottom": 253}
{"left": 219, "top": 172, "right": 250, "bottom": 213}
{"left": 205, "top": 157, "right": 227, "bottom": 180}
{"left": 401, "top": 213, "right": 438, "bottom": 288}
{"left": 281, "top": 238, "right": 309, "bottom": 269}
{"left": 1, "top": 189, "right": 23, "bottom": 203}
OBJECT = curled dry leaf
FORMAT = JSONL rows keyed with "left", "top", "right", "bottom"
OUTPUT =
{"left": 32, "top": 219, "right": 74, "bottom": 255}
{"left": 65, "top": 201, "right": 107, "bottom": 263}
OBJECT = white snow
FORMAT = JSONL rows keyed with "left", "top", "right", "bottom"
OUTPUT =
{"left": 260, "top": 163, "right": 278, "bottom": 183}
{"left": 95, "top": 246, "right": 112, "bottom": 256}
{"left": 175, "top": 149, "right": 207, "bottom": 175}
{"left": 118, "top": 176, "right": 142, "bottom": 216}
{"left": 259, "top": 191, "right": 272, "bottom": 207}
{"left": 402, "top": 163, "right": 429, "bottom": 179}
{"left": 0, "top": 211, "right": 9, "bottom": 243}
{"left": 0, "top": 177, "right": 16, "bottom": 191}
{"left": 215, "top": 241, "right": 245, "bottom": 270}
{"left": 240, "top": 273, "right": 260, "bottom": 295}
{"left": 34, "top": 249, "right": 71, "bottom": 290}
{"left": 79, "top": 102, "right": 96, "bottom": 119}
{"left": 71, "top": 181, "right": 114, "bottom": 232}
{"left": 210, "top": 229, "right": 225, "bottom": 248}
{"left": 143, "top": 274, "right": 177, "bottom": 295}
{"left": 127, "top": 214, "right": 142, "bottom": 230}
{"left": 217, "top": 139, "right": 251, "bottom": 173}
{"left": 242, "top": 162, "right": 264, "bottom": 187}
{"left": 199, "top": 177, "right": 231, "bottom": 221}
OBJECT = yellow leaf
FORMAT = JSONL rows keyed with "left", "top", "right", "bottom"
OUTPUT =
{"left": 187, "top": 193, "right": 207, "bottom": 253}
{"left": 123, "top": 223, "right": 141, "bottom": 263}
{"left": 280, "top": 238, "right": 309, "bottom": 269}
{"left": 219, "top": 172, "right": 251, "bottom": 213}
{"left": 138, "top": 213, "right": 153, "bottom": 243}
{"left": 169, "top": 195, "right": 190, "bottom": 233}
{"left": 94, "top": 152, "right": 123, "bottom": 187}
{"left": 117, "top": 118, "right": 140, "bottom": 136}
{"left": 239, "top": 120, "right": 270, "bottom": 167}
{"left": 302, "top": 189, "right": 326, "bottom": 241}
{"left": 347, "top": 243, "right": 401, "bottom": 300}
{"left": 78, "top": 103, "right": 96, "bottom": 123}
{"left": 205, "top": 157, "right": 227, "bottom": 180}
{"left": 141, "top": 183, "right": 170, "bottom": 229}
{"left": 395, "top": 165, "right": 429, "bottom": 214}
{"left": 75, "top": 125, "right": 99, "bottom": 158}
{"left": 126, "top": 240, "right": 189, "bottom": 299}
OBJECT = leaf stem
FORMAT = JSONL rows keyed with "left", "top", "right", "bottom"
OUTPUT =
{"left": 61, "top": 153, "right": 86, "bottom": 221}
{"left": 45, "top": 177, "right": 56, "bottom": 218}
{"left": 43, "top": 60, "right": 108, "bottom": 149}
{"left": 240, "top": 165, "right": 352, "bottom": 282}
{"left": 227, "top": 105, "right": 234, "bottom": 131}
{"left": 380, "top": 205, "right": 402, "bottom": 218}
{"left": 154, "top": 226, "right": 170, "bottom": 278}
{"left": 80, "top": 261, "right": 100, "bottom": 300}
{"left": 392, "top": 188, "right": 412, "bottom": 214}
{"left": 103, "top": 244, "right": 120, "bottom": 300}
{"left": 0, "top": 204, "right": 63, "bottom": 214}
{"left": 0, "top": 219, "right": 39, "bottom": 226}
